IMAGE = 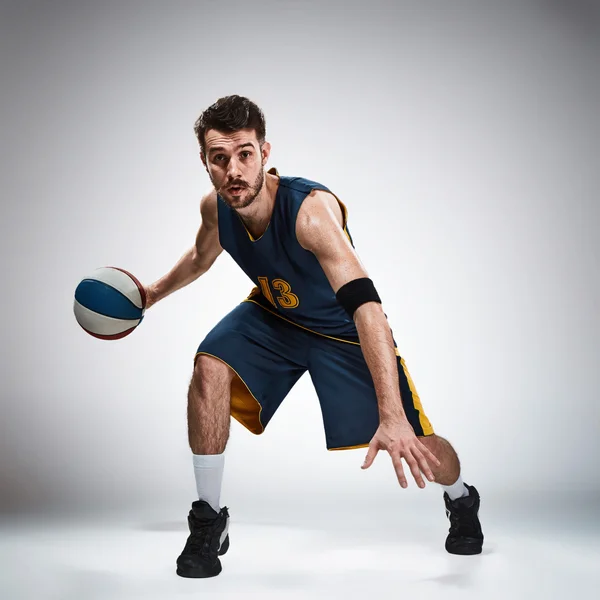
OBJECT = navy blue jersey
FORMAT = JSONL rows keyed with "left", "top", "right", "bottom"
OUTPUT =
{"left": 216, "top": 167, "right": 359, "bottom": 341}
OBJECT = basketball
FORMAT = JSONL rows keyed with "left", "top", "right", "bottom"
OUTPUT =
{"left": 73, "top": 266, "right": 147, "bottom": 340}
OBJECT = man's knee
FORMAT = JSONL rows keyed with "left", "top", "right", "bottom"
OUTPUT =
{"left": 191, "top": 354, "right": 234, "bottom": 393}
{"left": 420, "top": 434, "right": 453, "bottom": 453}
{"left": 419, "top": 433, "right": 440, "bottom": 446}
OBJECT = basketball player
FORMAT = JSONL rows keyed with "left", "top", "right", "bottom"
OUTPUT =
{"left": 144, "top": 95, "right": 484, "bottom": 578}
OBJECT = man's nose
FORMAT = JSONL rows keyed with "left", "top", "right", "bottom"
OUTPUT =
{"left": 226, "top": 157, "right": 242, "bottom": 179}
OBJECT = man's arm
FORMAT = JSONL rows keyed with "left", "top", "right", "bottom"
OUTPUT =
{"left": 145, "top": 190, "right": 223, "bottom": 308}
{"left": 296, "top": 190, "right": 406, "bottom": 424}
{"left": 296, "top": 189, "right": 439, "bottom": 488}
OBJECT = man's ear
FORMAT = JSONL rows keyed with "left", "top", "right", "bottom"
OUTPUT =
{"left": 261, "top": 141, "right": 271, "bottom": 166}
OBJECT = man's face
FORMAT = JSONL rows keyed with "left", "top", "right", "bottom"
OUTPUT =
{"left": 202, "top": 128, "right": 269, "bottom": 210}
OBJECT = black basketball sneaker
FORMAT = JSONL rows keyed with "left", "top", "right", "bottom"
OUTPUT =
{"left": 176, "top": 500, "right": 230, "bottom": 578}
{"left": 443, "top": 483, "right": 484, "bottom": 555}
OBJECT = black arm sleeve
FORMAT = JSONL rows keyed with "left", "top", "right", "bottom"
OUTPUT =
{"left": 335, "top": 277, "right": 381, "bottom": 318}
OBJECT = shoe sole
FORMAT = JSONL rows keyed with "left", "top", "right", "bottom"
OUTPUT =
{"left": 175, "top": 535, "right": 229, "bottom": 578}
{"left": 176, "top": 563, "right": 222, "bottom": 578}
{"left": 446, "top": 547, "right": 482, "bottom": 556}
{"left": 445, "top": 540, "right": 483, "bottom": 555}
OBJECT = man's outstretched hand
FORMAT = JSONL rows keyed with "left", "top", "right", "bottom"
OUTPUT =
{"left": 362, "top": 420, "right": 441, "bottom": 489}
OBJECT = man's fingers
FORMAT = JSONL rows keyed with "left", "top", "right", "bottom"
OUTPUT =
{"left": 361, "top": 443, "right": 379, "bottom": 470}
{"left": 404, "top": 452, "right": 426, "bottom": 488}
{"left": 412, "top": 448, "right": 436, "bottom": 482}
{"left": 391, "top": 454, "right": 408, "bottom": 488}
{"left": 418, "top": 440, "right": 441, "bottom": 467}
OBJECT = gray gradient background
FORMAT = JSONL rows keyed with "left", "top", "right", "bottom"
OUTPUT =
{"left": 1, "top": 0, "right": 599, "bottom": 516}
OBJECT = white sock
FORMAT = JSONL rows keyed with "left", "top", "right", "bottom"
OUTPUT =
{"left": 192, "top": 452, "right": 225, "bottom": 512}
{"left": 442, "top": 474, "right": 469, "bottom": 501}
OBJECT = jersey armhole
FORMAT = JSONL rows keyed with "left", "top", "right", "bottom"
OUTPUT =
{"left": 293, "top": 185, "right": 355, "bottom": 249}
{"left": 335, "top": 196, "right": 352, "bottom": 243}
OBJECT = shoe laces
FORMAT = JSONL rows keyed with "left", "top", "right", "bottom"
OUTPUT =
{"left": 186, "top": 512, "right": 226, "bottom": 557}
{"left": 446, "top": 503, "right": 479, "bottom": 536}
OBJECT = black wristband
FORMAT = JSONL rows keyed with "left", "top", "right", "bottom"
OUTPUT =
{"left": 335, "top": 277, "right": 381, "bottom": 317}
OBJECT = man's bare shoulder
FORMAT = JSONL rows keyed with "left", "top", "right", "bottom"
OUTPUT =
{"left": 200, "top": 188, "right": 218, "bottom": 226}
{"left": 296, "top": 188, "right": 345, "bottom": 251}
{"left": 297, "top": 188, "right": 344, "bottom": 231}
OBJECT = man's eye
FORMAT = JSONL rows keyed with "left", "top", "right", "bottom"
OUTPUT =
{"left": 241, "top": 151, "right": 251, "bottom": 159}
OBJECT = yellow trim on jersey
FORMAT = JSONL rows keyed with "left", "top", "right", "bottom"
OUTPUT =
{"left": 194, "top": 351, "right": 264, "bottom": 435}
{"left": 328, "top": 427, "right": 434, "bottom": 451}
{"left": 328, "top": 443, "right": 370, "bottom": 451}
{"left": 328, "top": 429, "right": 434, "bottom": 452}
{"left": 238, "top": 217, "right": 270, "bottom": 243}
{"left": 335, "top": 196, "right": 353, "bottom": 244}
{"left": 400, "top": 357, "right": 435, "bottom": 436}
{"left": 243, "top": 296, "right": 401, "bottom": 357}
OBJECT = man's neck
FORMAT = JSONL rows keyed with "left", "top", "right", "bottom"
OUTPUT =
{"left": 236, "top": 171, "right": 279, "bottom": 239}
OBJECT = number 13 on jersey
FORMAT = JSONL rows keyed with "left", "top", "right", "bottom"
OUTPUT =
{"left": 258, "top": 276, "right": 300, "bottom": 309}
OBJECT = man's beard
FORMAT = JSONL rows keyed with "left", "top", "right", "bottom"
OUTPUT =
{"left": 216, "top": 168, "right": 265, "bottom": 210}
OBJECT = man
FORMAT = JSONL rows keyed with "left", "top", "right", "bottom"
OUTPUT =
{"left": 144, "top": 95, "right": 484, "bottom": 578}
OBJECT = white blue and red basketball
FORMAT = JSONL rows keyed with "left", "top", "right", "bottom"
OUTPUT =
{"left": 73, "top": 267, "right": 146, "bottom": 340}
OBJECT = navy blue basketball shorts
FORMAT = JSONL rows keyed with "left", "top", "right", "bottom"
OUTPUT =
{"left": 194, "top": 299, "right": 434, "bottom": 450}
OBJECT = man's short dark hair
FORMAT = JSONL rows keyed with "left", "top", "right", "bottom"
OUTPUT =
{"left": 194, "top": 95, "right": 266, "bottom": 155}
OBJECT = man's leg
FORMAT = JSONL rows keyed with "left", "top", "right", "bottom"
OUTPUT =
{"left": 419, "top": 434, "right": 461, "bottom": 487}
{"left": 188, "top": 354, "right": 233, "bottom": 456}
{"left": 419, "top": 433, "right": 484, "bottom": 555}
{"left": 177, "top": 355, "right": 234, "bottom": 579}
{"left": 308, "top": 337, "right": 484, "bottom": 555}
{"left": 188, "top": 354, "right": 233, "bottom": 516}
{"left": 177, "top": 300, "right": 309, "bottom": 578}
